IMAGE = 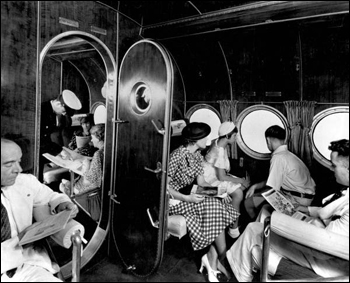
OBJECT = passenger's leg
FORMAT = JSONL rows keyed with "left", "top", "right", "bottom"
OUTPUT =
{"left": 228, "top": 189, "right": 243, "bottom": 238}
{"left": 200, "top": 244, "right": 221, "bottom": 282}
{"left": 6, "top": 264, "right": 62, "bottom": 282}
{"left": 214, "top": 231, "right": 231, "bottom": 279}
{"left": 244, "top": 195, "right": 266, "bottom": 220}
{"left": 226, "top": 222, "right": 264, "bottom": 282}
{"left": 214, "top": 230, "right": 227, "bottom": 261}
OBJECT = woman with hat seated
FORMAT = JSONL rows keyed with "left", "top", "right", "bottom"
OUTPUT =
{"left": 60, "top": 124, "right": 105, "bottom": 196}
{"left": 167, "top": 122, "right": 239, "bottom": 282}
{"left": 203, "top": 121, "right": 250, "bottom": 240}
{"left": 68, "top": 114, "right": 97, "bottom": 157}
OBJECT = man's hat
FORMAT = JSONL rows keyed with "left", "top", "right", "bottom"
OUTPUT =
{"left": 62, "top": 90, "right": 82, "bottom": 110}
{"left": 182, "top": 122, "right": 211, "bottom": 141}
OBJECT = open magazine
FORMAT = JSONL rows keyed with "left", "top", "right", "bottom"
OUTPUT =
{"left": 191, "top": 184, "right": 228, "bottom": 199}
{"left": 19, "top": 209, "right": 72, "bottom": 245}
{"left": 262, "top": 188, "right": 315, "bottom": 221}
{"left": 43, "top": 146, "right": 92, "bottom": 176}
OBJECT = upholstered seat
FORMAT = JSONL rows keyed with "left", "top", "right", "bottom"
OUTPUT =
{"left": 261, "top": 211, "right": 349, "bottom": 282}
{"left": 43, "top": 163, "right": 70, "bottom": 184}
{"left": 168, "top": 215, "right": 187, "bottom": 239}
{"left": 33, "top": 205, "right": 85, "bottom": 281}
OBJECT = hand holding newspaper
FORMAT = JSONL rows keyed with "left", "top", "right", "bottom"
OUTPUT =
{"left": 43, "top": 147, "right": 92, "bottom": 176}
{"left": 18, "top": 209, "right": 72, "bottom": 245}
{"left": 191, "top": 184, "right": 228, "bottom": 199}
{"left": 262, "top": 188, "right": 325, "bottom": 227}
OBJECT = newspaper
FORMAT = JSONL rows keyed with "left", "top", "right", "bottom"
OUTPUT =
{"left": 262, "top": 188, "right": 296, "bottom": 216}
{"left": 192, "top": 185, "right": 228, "bottom": 199}
{"left": 19, "top": 209, "right": 72, "bottom": 245}
{"left": 43, "top": 147, "right": 91, "bottom": 176}
{"left": 262, "top": 188, "right": 326, "bottom": 227}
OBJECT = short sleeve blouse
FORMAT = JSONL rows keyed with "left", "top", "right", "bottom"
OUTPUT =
{"left": 205, "top": 140, "right": 230, "bottom": 172}
{"left": 168, "top": 146, "right": 204, "bottom": 191}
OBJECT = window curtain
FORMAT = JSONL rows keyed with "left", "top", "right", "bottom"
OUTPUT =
{"left": 218, "top": 100, "right": 239, "bottom": 159}
{"left": 284, "top": 101, "right": 316, "bottom": 168}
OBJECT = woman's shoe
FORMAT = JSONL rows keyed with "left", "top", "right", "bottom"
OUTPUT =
{"left": 199, "top": 253, "right": 220, "bottom": 282}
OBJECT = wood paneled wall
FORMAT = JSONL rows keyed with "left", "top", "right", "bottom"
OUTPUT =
{"left": 1, "top": 1, "right": 141, "bottom": 173}
{"left": 1, "top": 1, "right": 38, "bottom": 172}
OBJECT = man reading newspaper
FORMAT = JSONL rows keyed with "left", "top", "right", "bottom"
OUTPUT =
{"left": 261, "top": 188, "right": 325, "bottom": 227}
{"left": 226, "top": 139, "right": 349, "bottom": 281}
{"left": 244, "top": 125, "right": 316, "bottom": 220}
{"left": 1, "top": 138, "right": 79, "bottom": 282}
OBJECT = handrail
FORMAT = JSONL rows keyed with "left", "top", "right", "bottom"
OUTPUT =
{"left": 261, "top": 216, "right": 271, "bottom": 282}
{"left": 71, "top": 230, "right": 83, "bottom": 282}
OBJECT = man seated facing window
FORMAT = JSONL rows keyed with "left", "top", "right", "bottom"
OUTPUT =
{"left": 225, "top": 139, "right": 349, "bottom": 281}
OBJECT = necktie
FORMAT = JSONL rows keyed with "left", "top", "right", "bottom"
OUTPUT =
{"left": 1, "top": 201, "right": 12, "bottom": 242}
{"left": 322, "top": 189, "right": 344, "bottom": 207}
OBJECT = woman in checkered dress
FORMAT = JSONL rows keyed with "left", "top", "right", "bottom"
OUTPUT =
{"left": 168, "top": 122, "right": 239, "bottom": 282}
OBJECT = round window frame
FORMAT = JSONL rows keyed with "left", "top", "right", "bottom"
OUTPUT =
{"left": 91, "top": 101, "right": 106, "bottom": 124}
{"left": 310, "top": 106, "right": 349, "bottom": 168}
{"left": 236, "top": 105, "right": 290, "bottom": 160}
{"left": 129, "top": 82, "right": 152, "bottom": 116}
{"left": 185, "top": 104, "right": 222, "bottom": 145}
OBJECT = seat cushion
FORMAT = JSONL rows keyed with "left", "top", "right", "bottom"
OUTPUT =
{"left": 43, "top": 165, "right": 69, "bottom": 184}
{"left": 168, "top": 215, "right": 187, "bottom": 239}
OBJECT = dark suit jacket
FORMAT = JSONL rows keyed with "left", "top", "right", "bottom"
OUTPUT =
{"left": 40, "top": 100, "right": 72, "bottom": 156}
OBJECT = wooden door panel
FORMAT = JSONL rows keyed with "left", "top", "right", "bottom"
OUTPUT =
{"left": 111, "top": 40, "right": 173, "bottom": 276}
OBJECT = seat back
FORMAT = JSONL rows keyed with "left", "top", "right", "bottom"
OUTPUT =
{"left": 271, "top": 212, "right": 349, "bottom": 260}
{"left": 261, "top": 212, "right": 349, "bottom": 282}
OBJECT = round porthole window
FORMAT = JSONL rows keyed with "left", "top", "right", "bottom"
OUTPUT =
{"left": 236, "top": 105, "right": 289, "bottom": 160}
{"left": 91, "top": 102, "right": 106, "bottom": 124}
{"left": 130, "top": 82, "right": 151, "bottom": 115}
{"left": 310, "top": 106, "right": 349, "bottom": 168}
{"left": 185, "top": 104, "right": 222, "bottom": 146}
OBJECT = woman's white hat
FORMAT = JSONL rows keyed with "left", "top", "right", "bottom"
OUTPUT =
{"left": 218, "top": 121, "right": 236, "bottom": 136}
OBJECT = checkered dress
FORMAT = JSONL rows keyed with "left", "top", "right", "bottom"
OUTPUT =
{"left": 168, "top": 146, "right": 239, "bottom": 250}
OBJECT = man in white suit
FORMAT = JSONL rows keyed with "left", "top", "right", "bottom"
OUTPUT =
{"left": 1, "top": 138, "right": 79, "bottom": 282}
{"left": 226, "top": 139, "right": 349, "bottom": 281}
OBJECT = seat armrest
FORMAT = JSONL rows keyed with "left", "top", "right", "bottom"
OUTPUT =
{"left": 271, "top": 211, "right": 349, "bottom": 260}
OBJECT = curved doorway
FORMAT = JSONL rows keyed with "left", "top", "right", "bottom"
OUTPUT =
{"left": 36, "top": 31, "right": 116, "bottom": 279}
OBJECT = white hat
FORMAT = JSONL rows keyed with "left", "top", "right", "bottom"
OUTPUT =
{"left": 62, "top": 90, "right": 82, "bottom": 110}
{"left": 218, "top": 121, "right": 236, "bottom": 136}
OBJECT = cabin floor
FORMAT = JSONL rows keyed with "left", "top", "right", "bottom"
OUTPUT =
{"left": 78, "top": 234, "right": 239, "bottom": 282}
{"left": 75, "top": 226, "right": 319, "bottom": 282}
{"left": 71, "top": 232, "right": 319, "bottom": 282}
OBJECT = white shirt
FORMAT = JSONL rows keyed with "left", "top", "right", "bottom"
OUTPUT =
{"left": 267, "top": 145, "right": 316, "bottom": 194}
{"left": 1, "top": 173, "right": 71, "bottom": 275}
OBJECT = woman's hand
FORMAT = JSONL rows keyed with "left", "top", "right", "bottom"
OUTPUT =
{"left": 245, "top": 185, "right": 256, "bottom": 199}
{"left": 81, "top": 159, "right": 91, "bottom": 173}
{"left": 222, "top": 195, "right": 232, "bottom": 204}
{"left": 240, "top": 178, "right": 251, "bottom": 191}
{"left": 239, "top": 172, "right": 251, "bottom": 190}
{"left": 188, "top": 193, "right": 205, "bottom": 203}
{"left": 60, "top": 149, "right": 73, "bottom": 161}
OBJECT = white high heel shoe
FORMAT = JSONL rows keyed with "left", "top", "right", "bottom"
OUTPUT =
{"left": 199, "top": 253, "right": 220, "bottom": 282}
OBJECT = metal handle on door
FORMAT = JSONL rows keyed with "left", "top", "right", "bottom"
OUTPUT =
{"left": 112, "top": 118, "right": 129, "bottom": 124}
{"left": 151, "top": 119, "right": 165, "bottom": 135}
{"left": 144, "top": 161, "right": 162, "bottom": 174}
{"left": 147, "top": 208, "right": 159, "bottom": 229}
